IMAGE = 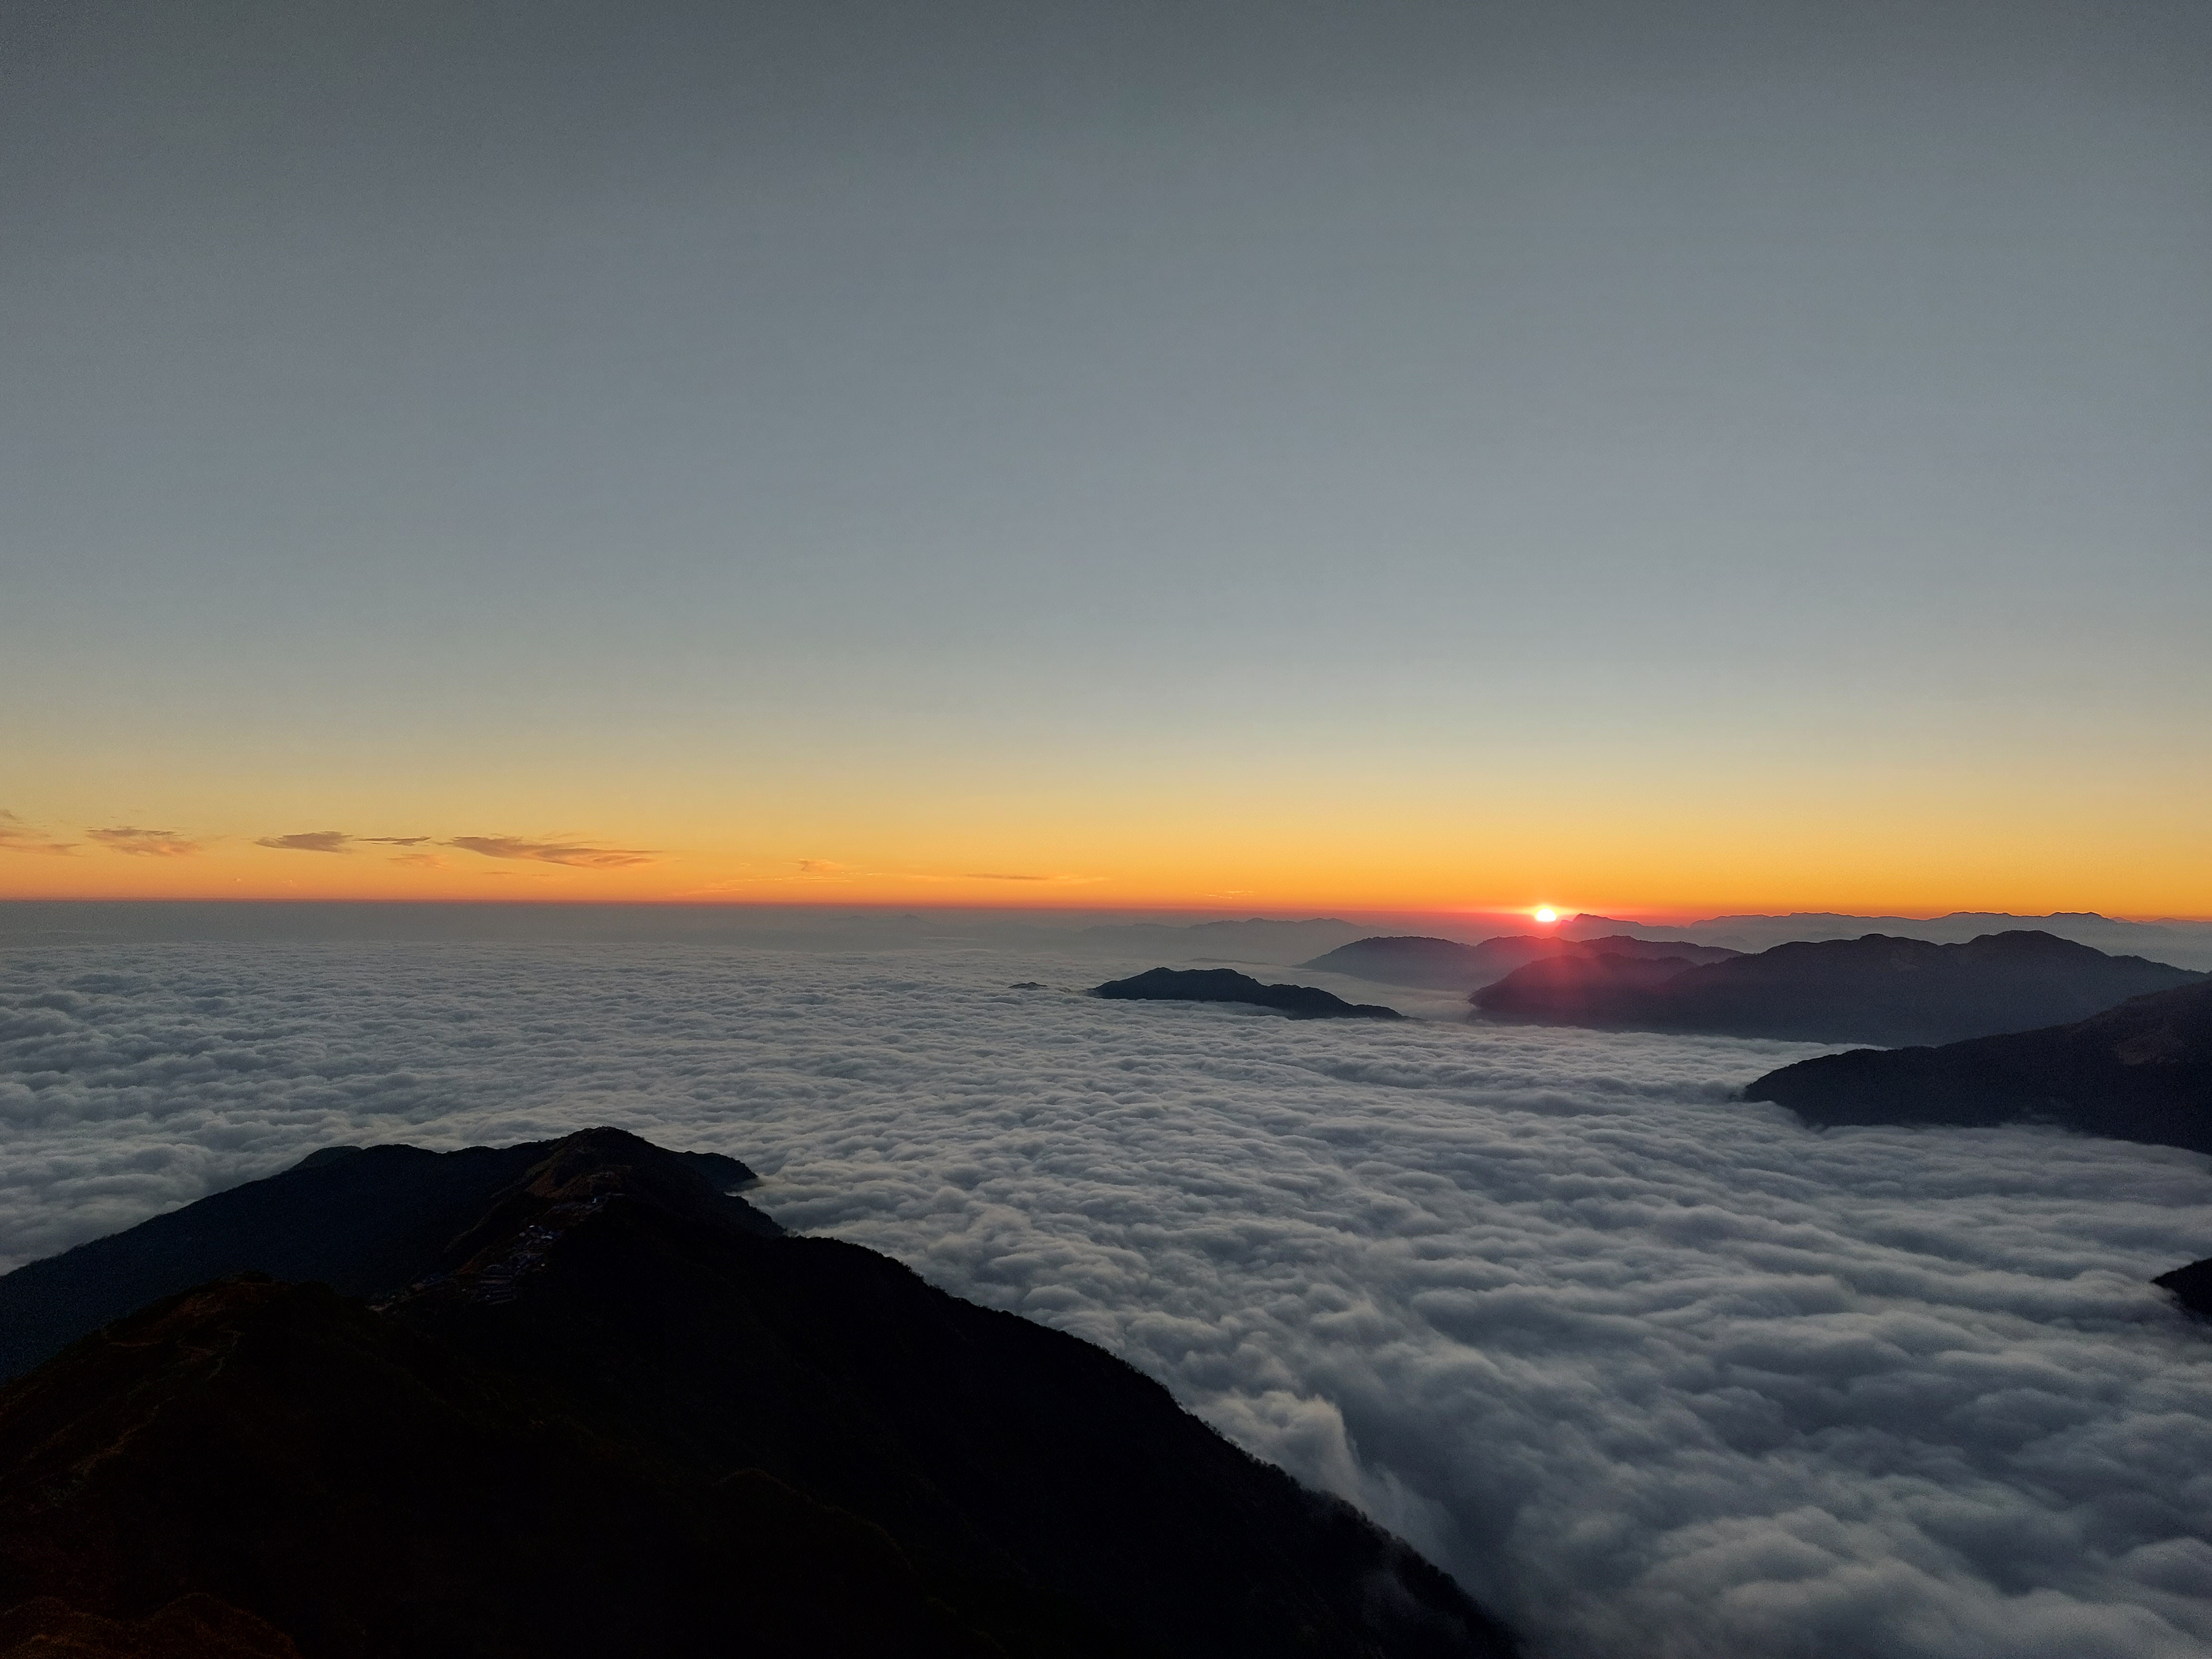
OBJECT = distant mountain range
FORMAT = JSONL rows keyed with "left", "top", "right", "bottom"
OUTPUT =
{"left": 0, "top": 1129, "right": 1511, "bottom": 1659}
{"left": 1300, "top": 934, "right": 1739, "bottom": 992}
{"left": 1744, "top": 978, "right": 2212, "bottom": 1155}
{"left": 1570, "top": 911, "right": 2212, "bottom": 971}
{"left": 1093, "top": 967, "right": 1405, "bottom": 1020}
{"left": 1472, "top": 931, "right": 2204, "bottom": 1047}
{"left": 1077, "top": 918, "right": 1373, "bottom": 958}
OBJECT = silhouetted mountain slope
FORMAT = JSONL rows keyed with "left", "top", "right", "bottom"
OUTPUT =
{"left": 1093, "top": 968, "right": 1405, "bottom": 1020}
{"left": 0, "top": 1130, "right": 1513, "bottom": 1659}
{"left": 1299, "top": 934, "right": 1736, "bottom": 991}
{"left": 1744, "top": 980, "right": 2212, "bottom": 1154}
{"left": 2156, "top": 1257, "right": 2212, "bottom": 1319}
{"left": 1466, "top": 952, "right": 1705, "bottom": 1017}
{"left": 0, "top": 1591, "right": 304, "bottom": 1659}
{"left": 1634, "top": 910, "right": 2212, "bottom": 970}
{"left": 1472, "top": 931, "right": 2204, "bottom": 1047}
{"left": 0, "top": 1138, "right": 764, "bottom": 1382}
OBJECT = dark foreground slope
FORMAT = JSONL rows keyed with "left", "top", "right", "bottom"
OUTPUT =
{"left": 1094, "top": 967, "right": 1405, "bottom": 1019}
{"left": 1473, "top": 931, "right": 2203, "bottom": 1047}
{"left": 0, "top": 1276, "right": 1007, "bottom": 1659}
{"left": 0, "top": 1129, "right": 1512, "bottom": 1659}
{"left": 1744, "top": 979, "right": 2212, "bottom": 1155}
{"left": 1301, "top": 934, "right": 1736, "bottom": 992}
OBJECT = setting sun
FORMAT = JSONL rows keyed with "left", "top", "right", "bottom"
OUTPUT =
{"left": 1533, "top": 907, "right": 1559, "bottom": 924}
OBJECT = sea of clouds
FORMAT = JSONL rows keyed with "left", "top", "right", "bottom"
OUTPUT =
{"left": 2, "top": 940, "right": 2209, "bottom": 1659}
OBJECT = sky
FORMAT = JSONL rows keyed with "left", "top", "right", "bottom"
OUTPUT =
{"left": 3, "top": 0, "right": 2208, "bottom": 914}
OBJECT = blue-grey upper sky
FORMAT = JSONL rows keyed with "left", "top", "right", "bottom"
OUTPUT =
{"left": 3, "top": 0, "right": 2207, "bottom": 912}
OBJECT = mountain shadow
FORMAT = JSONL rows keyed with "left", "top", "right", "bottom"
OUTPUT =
{"left": 0, "top": 1129, "right": 1513, "bottom": 1659}
{"left": 1743, "top": 979, "right": 2212, "bottom": 1156}
{"left": 1472, "top": 931, "right": 2203, "bottom": 1047}
{"left": 1093, "top": 967, "right": 1405, "bottom": 1019}
{"left": 1299, "top": 934, "right": 1737, "bottom": 992}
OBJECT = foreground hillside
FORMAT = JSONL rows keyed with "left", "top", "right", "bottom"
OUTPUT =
{"left": 0, "top": 1129, "right": 1514, "bottom": 1659}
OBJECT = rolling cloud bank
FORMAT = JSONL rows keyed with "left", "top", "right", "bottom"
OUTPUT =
{"left": 1, "top": 941, "right": 2208, "bottom": 1658}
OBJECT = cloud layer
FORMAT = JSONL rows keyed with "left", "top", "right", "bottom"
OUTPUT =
{"left": 0, "top": 942, "right": 2207, "bottom": 1658}
{"left": 445, "top": 836, "right": 656, "bottom": 868}
{"left": 254, "top": 830, "right": 352, "bottom": 853}
{"left": 0, "top": 812, "right": 73, "bottom": 857}
{"left": 83, "top": 828, "right": 200, "bottom": 857}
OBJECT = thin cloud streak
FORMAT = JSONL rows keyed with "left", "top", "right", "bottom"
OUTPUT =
{"left": 0, "top": 812, "right": 75, "bottom": 857}
{"left": 254, "top": 831, "right": 352, "bottom": 853}
{"left": 963, "top": 873, "right": 1106, "bottom": 885}
{"left": 446, "top": 836, "right": 657, "bottom": 869}
{"left": 85, "top": 827, "right": 200, "bottom": 858}
{"left": 253, "top": 831, "right": 432, "bottom": 854}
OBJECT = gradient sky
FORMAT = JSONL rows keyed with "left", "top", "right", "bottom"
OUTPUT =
{"left": 4, "top": 0, "right": 2207, "bottom": 913}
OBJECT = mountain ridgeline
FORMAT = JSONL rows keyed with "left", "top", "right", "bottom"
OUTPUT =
{"left": 1471, "top": 930, "right": 2204, "bottom": 1047}
{"left": 1298, "top": 934, "right": 1740, "bottom": 992}
{"left": 0, "top": 1129, "right": 1513, "bottom": 1659}
{"left": 0, "top": 1140, "right": 768, "bottom": 1383}
{"left": 1745, "top": 978, "right": 2212, "bottom": 1155}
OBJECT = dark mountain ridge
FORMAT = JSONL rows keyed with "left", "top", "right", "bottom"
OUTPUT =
{"left": 1092, "top": 967, "right": 1405, "bottom": 1020}
{"left": 1743, "top": 978, "right": 2212, "bottom": 1155}
{"left": 1472, "top": 930, "right": 2203, "bottom": 1047}
{"left": 1630, "top": 910, "right": 2212, "bottom": 968}
{"left": 0, "top": 1128, "right": 1512, "bottom": 1659}
{"left": 0, "top": 1137, "right": 764, "bottom": 1382}
{"left": 1299, "top": 933, "right": 1738, "bottom": 991}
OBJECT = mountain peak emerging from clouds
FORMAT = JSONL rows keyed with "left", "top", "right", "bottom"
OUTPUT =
{"left": 1302, "top": 933, "right": 1739, "bottom": 992}
{"left": 1745, "top": 978, "right": 2212, "bottom": 1155}
{"left": 1472, "top": 930, "right": 2204, "bottom": 1047}
{"left": 1093, "top": 967, "right": 1406, "bottom": 1020}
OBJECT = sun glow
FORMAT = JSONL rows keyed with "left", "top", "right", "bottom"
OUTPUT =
{"left": 1533, "top": 906, "right": 1559, "bottom": 924}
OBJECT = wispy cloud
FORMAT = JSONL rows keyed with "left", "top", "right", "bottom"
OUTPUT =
{"left": 447, "top": 836, "right": 657, "bottom": 870}
{"left": 255, "top": 830, "right": 352, "bottom": 854}
{"left": 0, "top": 810, "right": 76, "bottom": 856}
{"left": 256, "top": 831, "right": 434, "bottom": 854}
{"left": 390, "top": 852, "right": 447, "bottom": 869}
{"left": 680, "top": 862, "right": 1106, "bottom": 896}
{"left": 87, "top": 827, "right": 201, "bottom": 858}
{"left": 963, "top": 872, "right": 1106, "bottom": 885}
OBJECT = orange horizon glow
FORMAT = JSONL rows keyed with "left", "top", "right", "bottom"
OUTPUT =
{"left": 1, "top": 841, "right": 2206, "bottom": 924}
{"left": 6, "top": 779, "right": 2210, "bottom": 922}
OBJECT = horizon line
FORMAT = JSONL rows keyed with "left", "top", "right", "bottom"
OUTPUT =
{"left": 2, "top": 897, "right": 2208, "bottom": 926}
